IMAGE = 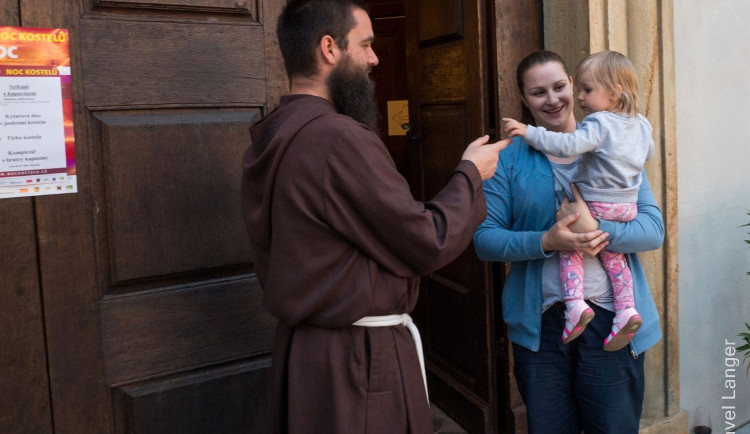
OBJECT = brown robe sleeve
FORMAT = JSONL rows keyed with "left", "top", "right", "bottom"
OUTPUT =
{"left": 322, "top": 122, "right": 487, "bottom": 277}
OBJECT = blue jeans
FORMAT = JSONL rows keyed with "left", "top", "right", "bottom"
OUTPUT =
{"left": 512, "top": 302, "right": 645, "bottom": 434}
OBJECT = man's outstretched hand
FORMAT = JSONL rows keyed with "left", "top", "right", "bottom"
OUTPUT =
{"left": 462, "top": 135, "right": 512, "bottom": 180}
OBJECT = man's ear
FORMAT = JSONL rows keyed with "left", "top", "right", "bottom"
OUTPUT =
{"left": 319, "top": 35, "right": 341, "bottom": 66}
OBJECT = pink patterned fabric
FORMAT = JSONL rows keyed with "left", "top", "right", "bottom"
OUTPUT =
{"left": 560, "top": 201, "right": 637, "bottom": 313}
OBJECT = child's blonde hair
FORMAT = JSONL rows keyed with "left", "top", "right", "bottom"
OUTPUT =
{"left": 574, "top": 50, "right": 639, "bottom": 117}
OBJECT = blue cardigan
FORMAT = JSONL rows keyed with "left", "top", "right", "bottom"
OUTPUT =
{"left": 473, "top": 137, "right": 664, "bottom": 355}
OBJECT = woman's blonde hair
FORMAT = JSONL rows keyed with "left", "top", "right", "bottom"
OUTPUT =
{"left": 574, "top": 50, "right": 639, "bottom": 117}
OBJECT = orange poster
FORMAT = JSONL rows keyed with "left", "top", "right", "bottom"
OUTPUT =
{"left": 0, "top": 27, "right": 76, "bottom": 198}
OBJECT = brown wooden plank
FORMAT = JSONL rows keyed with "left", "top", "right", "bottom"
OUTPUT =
{"left": 95, "top": 0, "right": 257, "bottom": 14}
{"left": 416, "top": 0, "right": 462, "bottom": 44}
{"left": 422, "top": 277, "right": 478, "bottom": 384}
{"left": 0, "top": 198, "right": 52, "bottom": 433}
{"left": 0, "top": 6, "right": 52, "bottom": 434}
{"left": 371, "top": 16, "right": 409, "bottom": 173}
{"left": 100, "top": 276, "right": 275, "bottom": 386}
{"left": 19, "top": 0, "right": 117, "bottom": 431}
{"left": 368, "top": 0, "right": 405, "bottom": 17}
{"left": 80, "top": 18, "right": 266, "bottom": 109}
{"left": 419, "top": 103, "right": 466, "bottom": 198}
{"left": 94, "top": 109, "right": 257, "bottom": 283}
{"left": 416, "top": 43, "right": 466, "bottom": 103}
{"left": 113, "top": 358, "right": 271, "bottom": 434}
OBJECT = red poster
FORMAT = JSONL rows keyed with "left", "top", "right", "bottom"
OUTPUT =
{"left": 0, "top": 26, "right": 76, "bottom": 198}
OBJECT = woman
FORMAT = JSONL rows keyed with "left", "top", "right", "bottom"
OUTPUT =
{"left": 473, "top": 50, "right": 664, "bottom": 433}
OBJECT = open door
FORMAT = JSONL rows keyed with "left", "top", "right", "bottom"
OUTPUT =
{"left": 403, "top": 1, "right": 501, "bottom": 432}
{"left": 397, "top": 0, "right": 543, "bottom": 432}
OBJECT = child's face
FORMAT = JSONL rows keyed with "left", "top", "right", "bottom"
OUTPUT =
{"left": 576, "top": 70, "right": 618, "bottom": 115}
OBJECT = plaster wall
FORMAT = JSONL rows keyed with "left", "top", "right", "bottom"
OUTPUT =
{"left": 675, "top": 0, "right": 750, "bottom": 431}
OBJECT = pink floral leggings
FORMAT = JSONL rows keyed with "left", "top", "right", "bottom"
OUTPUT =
{"left": 560, "top": 201, "right": 638, "bottom": 313}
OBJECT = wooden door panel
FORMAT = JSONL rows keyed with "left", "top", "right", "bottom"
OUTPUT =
{"left": 113, "top": 359, "right": 270, "bottom": 434}
{"left": 438, "top": 249, "right": 485, "bottom": 289}
{"left": 100, "top": 277, "right": 273, "bottom": 386}
{"left": 93, "top": 109, "right": 257, "bottom": 283}
{"left": 423, "top": 279, "right": 476, "bottom": 378}
{"left": 80, "top": 18, "right": 265, "bottom": 109}
{"left": 420, "top": 103, "right": 466, "bottom": 199}
{"left": 416, "top": 0, "right": 462, "bottom": 43}
{"left": 94, "top": 0, "right": 257, "bottom": 13}
{"left": 416, "top": 44, "right": 466, "bottom": 102}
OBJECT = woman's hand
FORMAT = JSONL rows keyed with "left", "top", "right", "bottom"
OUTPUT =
{"left": 542, "top": 212, "right": 609, "bottom": 256}
{"left": 557, "top": 183, "right": 599, "bottom": 233}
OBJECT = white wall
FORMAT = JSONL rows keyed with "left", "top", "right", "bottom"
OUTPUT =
{"left": 675, "top": 0, "right": 750, "bottom": 432}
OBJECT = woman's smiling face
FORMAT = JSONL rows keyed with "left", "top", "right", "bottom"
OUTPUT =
{"left": 520, "top": 61, "right": 576, "bottom": 133}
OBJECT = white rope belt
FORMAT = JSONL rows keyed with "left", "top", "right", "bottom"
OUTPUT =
{"left": 353, "top": 313, "right": 428, "bottom": 402}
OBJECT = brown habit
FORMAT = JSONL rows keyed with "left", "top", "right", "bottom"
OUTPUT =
{"left": 241, "top": 95, "right": 486, "bottom": 433}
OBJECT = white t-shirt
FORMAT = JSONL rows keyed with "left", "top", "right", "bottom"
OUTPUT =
{"left": 541, "top": 158, "right": 614, "bottom": 312}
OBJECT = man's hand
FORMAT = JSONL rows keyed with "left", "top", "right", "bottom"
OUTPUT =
{"left": 461, "top": 135, "right": 511, "bottom": 180}
{"left": 542, "top": 212, "right": 609, "bottom": 256}
{"left": 502, "top": 117, "right": 527, "bottom": 138}
{"left": 557, "top": 183, "right": 599, "bottom": 233}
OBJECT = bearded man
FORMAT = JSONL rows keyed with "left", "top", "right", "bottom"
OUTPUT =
{"left": 241, "top": 1, "right": 509, "bottom": 432}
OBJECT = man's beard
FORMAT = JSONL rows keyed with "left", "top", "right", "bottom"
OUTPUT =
{"left": 327, "top": 54, "right": 379, "bottom": 134}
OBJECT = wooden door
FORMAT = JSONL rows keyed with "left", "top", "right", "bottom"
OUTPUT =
{"left": 400, "top": 0, "right": 542, "bottom": 432}
{"left": 2, "top": 1, "right": 284, "bottom": 432}
{"left": 402, "top": 1, "right": 500, "bottom": 432}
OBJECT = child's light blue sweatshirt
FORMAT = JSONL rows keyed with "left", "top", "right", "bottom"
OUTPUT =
{"left": 525, "top": 111, "right": 654, "bottom": 203}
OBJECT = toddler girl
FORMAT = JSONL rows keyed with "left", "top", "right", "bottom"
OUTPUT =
{"left": 503, "top": 50, "right": 654, "bottom": 351}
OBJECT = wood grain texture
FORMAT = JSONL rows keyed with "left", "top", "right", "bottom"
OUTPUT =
{"left": 100, "top": 276, "right": 274, "bottom": 386}
{"left": 0, "top": 200, "right": 52, "bottom": 433}
{"left": 95, "top": 0, "right": 257, "bottom": 14}
{"left": 416, "top": 0, "right": 462, "bottom": 45}
{"left": 113, "top": 358, "right": 271, "bottom": 434}
{"left": 80, "top": 18, "right": 266, "bottom": 109}
{"left": 0, "top": 5, "right": 52, "bottom": 434}
{"left": 94, "top": 109, "right": 257, "bottom": 283}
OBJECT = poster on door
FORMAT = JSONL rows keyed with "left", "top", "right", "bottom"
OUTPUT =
{"left": 0, "top": 26, "right": 76, "bottom": 198}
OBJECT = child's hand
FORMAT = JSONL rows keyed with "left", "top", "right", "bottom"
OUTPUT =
{"left": 502, "top": 118, "right": 527, "bottom": 138}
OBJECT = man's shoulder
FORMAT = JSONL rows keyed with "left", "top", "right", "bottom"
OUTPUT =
{"left": 304, "top": 112, "right": 381, "bottom": 144}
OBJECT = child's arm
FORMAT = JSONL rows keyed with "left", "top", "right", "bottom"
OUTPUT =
{"left": 502, "top": 117, "right": 527, "bottom": 138}
{"left": 503, "top": 114, "right": 607, "bottom": 158}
